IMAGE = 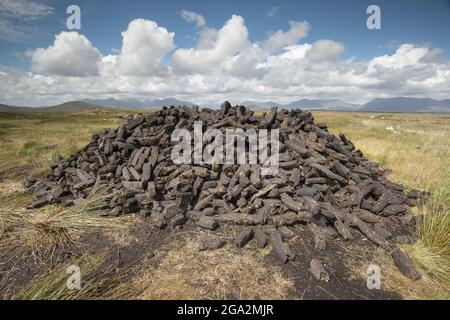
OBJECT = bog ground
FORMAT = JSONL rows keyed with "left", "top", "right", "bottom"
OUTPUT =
{"left": 0, "top": 108, "right": 448, "bottom": 300}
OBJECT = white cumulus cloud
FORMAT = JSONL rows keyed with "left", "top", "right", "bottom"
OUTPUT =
{"left": 31, "top": 31, "right": 102, "bottom": 77}
{"left": 263, "top": 21, "right": 310, "bottom": 53}
{"left": 305, "top": 39, "right": 345, "bottom": 62}
{"left": 171, "top": 15, "right": 249, "bottom": 74}
{"left": 118, "top": 19, "right": 175, "bottom": 76}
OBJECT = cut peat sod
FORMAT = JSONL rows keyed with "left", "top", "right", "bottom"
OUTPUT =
{"left": 25, "top": 102, "right": 429, "bottom": 281}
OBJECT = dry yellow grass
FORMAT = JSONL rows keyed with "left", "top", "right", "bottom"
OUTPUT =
{"left": 110, "top": 235, "right": 294, "bottom": 300}
{"left": 0, "top": 193, "right": 131, "bottom": 258}
{"left": 10, "top": 233, "right": 294, "bottom": 300}
{"left": 13, "top": 253, "right": 110, "bottom": 300}
{"left": 346, "top": 246, "right": 448, "bottom": 300}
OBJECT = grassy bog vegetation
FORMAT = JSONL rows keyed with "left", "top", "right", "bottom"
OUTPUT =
{"left": 0, "top": 109, "right": 448, "bottom": 299}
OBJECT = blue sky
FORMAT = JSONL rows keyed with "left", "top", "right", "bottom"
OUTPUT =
{"left": 1, "top": 0, "right": 450, "bottom": 106}
{"left": 2, "top": 0, "right": 450, "bottom": 69}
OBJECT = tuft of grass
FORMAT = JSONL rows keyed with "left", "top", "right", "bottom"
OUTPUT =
{"left": 13, "top": 253, "right": 112, "bottom": 300}
{"left": 0, "top": 193, "right": 131, "bottom": 256}
{"left": 346, "top": 246, "right": 449, "bottom": 300}
{"left": 404, "top": 192, "right": 450, "bottom": 286}
{"left": 17, "top": 141, "right": 56, "bottom": 159}
{"left": 416, "top": 197, "right": 449, "bottom": 250}
{"left": 375, "top": 151, "right": 390, "bottom": 165}
{"left": 404, "top": 243, "right": 449, "bottom": 286}
{"left": 49, "top": 137, "right": 84, "bottom": 163}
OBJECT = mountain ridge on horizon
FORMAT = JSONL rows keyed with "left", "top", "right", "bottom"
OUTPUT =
{"left": 0, "top": 101, "right": 100, "bottom": 113}
{"left": 241, "top": 97, "right": 450, "bottom": 112}
{"left": 1, "top": 96, "right": 450, "bottom": 113}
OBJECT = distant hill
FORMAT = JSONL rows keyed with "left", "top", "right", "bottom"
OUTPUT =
{"left": 243, "top": 97, "right": 450, "bottom": 112}
{"left": 0, "top": 101, "right": 101, "bottom": 113}
{"left": 241, "top": 101, "right": 280, "bottom": 110}
{"left": 0, "top": 103, "right": 30, "bottom": 113}
{"left": 41, "top": 101, "right": 101, "bottom": 112}
{"left": 363, "top": 97, "right": 450, "bottom": 112}
{"left": 242, "top": 99, "right": 361, "bottom": 111}
{"left": 284, "top": 99, "right": 361, "bottom": 110}
{"left": 83, "top": 97, "right": 196, "bottom": 108}
{"left": 0, "top": 98, "right": 197, "bottom": 113}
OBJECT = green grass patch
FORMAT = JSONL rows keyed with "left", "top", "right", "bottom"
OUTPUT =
{"left": 375, "top": 150, "right": 390, "bottom": 165}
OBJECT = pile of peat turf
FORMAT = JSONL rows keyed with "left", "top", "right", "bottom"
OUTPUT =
{"left": 25, "top": 102, "right": 428, "bottom": 281}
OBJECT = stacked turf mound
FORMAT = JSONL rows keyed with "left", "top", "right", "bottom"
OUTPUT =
{"left": 25, "top": 102, "right": 428, "bottom": 280}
